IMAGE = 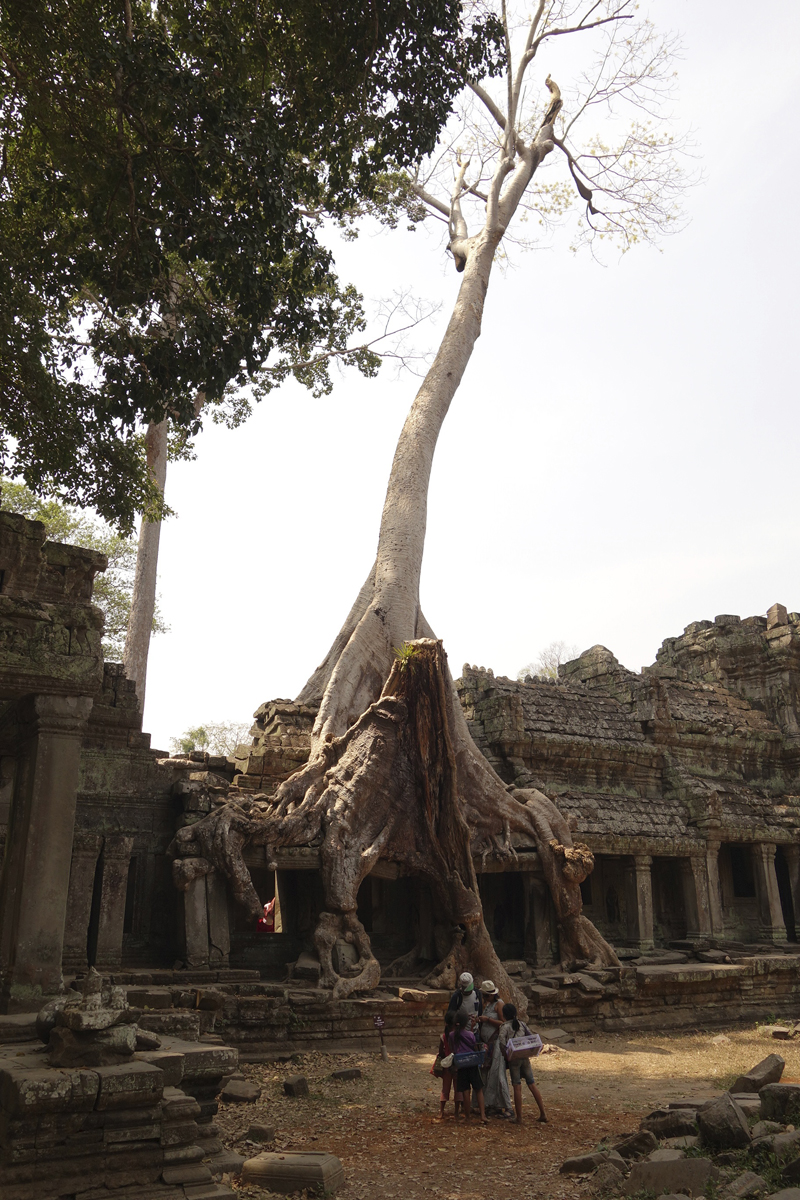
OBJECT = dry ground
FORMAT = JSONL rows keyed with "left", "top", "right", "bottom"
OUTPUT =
{"left": 216, "top": 1023, "right": 800, "bottom": 1200}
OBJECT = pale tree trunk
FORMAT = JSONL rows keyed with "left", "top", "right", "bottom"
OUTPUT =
{"left": 175, "top": 63, "right": 619, "bottom": 1002}
{"left": 123, "top": 420, "right": 168, "bottom": 706}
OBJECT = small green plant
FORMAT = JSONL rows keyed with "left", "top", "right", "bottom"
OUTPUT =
{"left": 394, "top": 642, "right": 420, "bottom": 670}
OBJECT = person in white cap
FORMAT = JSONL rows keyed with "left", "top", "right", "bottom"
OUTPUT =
{"left": 447, "top": 971, "right": 483, "bottom": 1031}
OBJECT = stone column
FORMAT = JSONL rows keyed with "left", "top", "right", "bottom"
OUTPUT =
{"left": 782, "top": 845, "right": 800, "bottom": 937}
{"left": 705, "top": 840, "right": 725, "bottom": 940}
{"left": 94, "top": 836, "right": 135, "bottom": 969}
{"left": 753, "top": 842, "right": 788, "bottom": 943}
{"left": 206, "top": 872, "right": 230, "bottom": 967}
{"left": 526, "top": 876, "right": 554, "bottom": 966}
{"left": 0, "top": 694, "right": 93, "bottom": 1012}
{"left": 681, "top": 855, "right": 713, "bottom": 942}
{"left": 625, "top": 855, "right": 654, "bottom": 951}
{"left": 182, "top": 875, "right": 210, "bottom": 968}
{"left": 62, "top": 833, "right": 103, "bottom": 972}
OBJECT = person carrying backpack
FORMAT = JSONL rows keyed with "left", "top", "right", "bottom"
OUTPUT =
{"left": 449, "top": 1011, "right": 488, "bottom": 1125}
{"left": 447, "top": 971, "right": 483, "bottom": 1031}
{"left": 499, "top": 1003, "right": 548, "bottom": 1125}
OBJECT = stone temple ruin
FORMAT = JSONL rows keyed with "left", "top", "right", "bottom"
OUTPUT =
{"left": 2, "top": 507, "right": 800, "bottom": 1195}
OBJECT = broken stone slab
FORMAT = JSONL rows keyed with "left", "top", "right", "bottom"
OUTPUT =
{"left": 699, "top": 950, "right": 732, "bottom": 964}
{"left": 538, "top": 1027, "right": 576, "bottom": 1045}
{"left": 283, "top": 1074, "right": 309, "bottom": 1098}
{"left": 575, "top": 973, "right": 605, "bottom": 994}
{"left": 649, "top": 1148, "right": 685, "bottom": 1162}
{"left": 665, "top": 1135, "right": 700, "bottom": 1149}
{"left": 221, "top": 1079, "right": 261, "bottom": 1103}
{"left": 331, "top": 1068, "right": 362, "bottom": 1081}
{"left": 641, "top": 1109, "right": 698, "bottom": 1138}
{"left": 502, "top": 960, "right": 527, "bottom": 976}
{"left": 697, "top": 1093, "right": 751, "bottom": 1148}
{"left": 722, "top": 1171, "right": 768, "bottom": 1198}
{"left": 560, "top": 1151, "right": 610, "bottom": 1174}
{"left": 241, "top": 1150, "right": 344, "bottom": 1194}
{"left": 613, "top": 1130, "right": 658, "bottom": 1159}
{"left": 760, "top": 1083, "right": 800, "bottom": 1122}
{"left": 623, "top": 1157, "right": 715, "bottom": 1197}
{"left": 731, "top": 1094, "right": 763, "bottom": 1117}
{"left": 758, "top": 1025, "right": 795, "bottom": 1040}
{"left": 588, "top": 1161, "right": 624, "bottom": 1194}
{"left": 751, "top": 1120, "right": 782, "bottom": 1139}
{"left": 772, "top": 1130, "right": 800, "bottom": 1162}
{"left": 246, "top": 1123, "right": 276, "bottom": 1143}
{"left": 731, "top": 1054, "right": 786, "bottom": 1094}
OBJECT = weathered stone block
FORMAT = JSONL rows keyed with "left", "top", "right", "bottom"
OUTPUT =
{"left": 623, "top": 1156, "right": 714, "bottom": 1196}
{"left": 612, "top": 1129, "right": 658, "bottom": 1159}
{"left": 731, "top": 1053, "right": 786, "bottom": 1094}
{"left": 331, "top": 1068, "right": 362, "bottom": 1081}
{"left": 760, "top": 1083, "right": 800, "bottom": 1122}
{"left": 560, "top": 1151, "right": 608, "bottom": 1173}
{"left": 242, "top": 1150, "right": 344, "bottom": 1194}
{"left": 221, "top": 1078, "right": 261, "bottom": 1103}
{"left": 283, "top": 1075, "right": 309, "bottom": 1098}
{"left": 246, "top": 1123, "right": 276, "bottom": 1143}
{"left": 697, "top": 1094, "right": 751, "bottom": 1149}
{"left": 95, "top": 1062, "right": 164, "bottom": 1110}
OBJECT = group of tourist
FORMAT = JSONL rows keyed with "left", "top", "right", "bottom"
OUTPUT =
{"left": 432, "top": 972, "right": 548, "bottom": 1124}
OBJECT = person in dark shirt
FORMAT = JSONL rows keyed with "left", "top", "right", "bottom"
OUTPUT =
{"left": 451, "top": 1011, "right": 487, "bottom": 1124}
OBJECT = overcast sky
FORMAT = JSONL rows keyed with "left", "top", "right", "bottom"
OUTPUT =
{"left": 143, "top": 1, "right": 800, "bottom": 753}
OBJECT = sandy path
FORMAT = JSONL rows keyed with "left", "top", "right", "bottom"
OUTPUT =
{"left": 218, "top": 1025, "right": 800, "bottom": 1199}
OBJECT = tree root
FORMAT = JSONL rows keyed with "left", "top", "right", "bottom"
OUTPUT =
{"left": 179, "top": 639, "right": 618, "bottom": 1004}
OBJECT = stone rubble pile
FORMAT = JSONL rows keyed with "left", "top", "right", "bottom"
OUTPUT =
{"left": 559, "top": 1052, "right": 800, "bottom": 1198}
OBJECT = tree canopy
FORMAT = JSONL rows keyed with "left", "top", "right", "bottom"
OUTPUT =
{"left": 0, "top": 0, "right": 502, "bottom": 527}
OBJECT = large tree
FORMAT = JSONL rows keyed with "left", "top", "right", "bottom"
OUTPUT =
{"left": 182, "top": 1, "right": 686, "bottom": 1002}
{"left": 0, "top": 0, "right": 501, "bottom": 527}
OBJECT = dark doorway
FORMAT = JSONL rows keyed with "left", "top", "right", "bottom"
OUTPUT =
{"left": 652, "top": 857, "right": 688, "bottom": 942}
{"left": 478, "top": 872, "right": 525, "bottom": 959}
{"left": 775, "top": 847, "right": 797, "bottom": 941}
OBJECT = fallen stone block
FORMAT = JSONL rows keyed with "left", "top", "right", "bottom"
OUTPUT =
{"left": 731, "top": 1094, "right": 763, "bottom": 1117}
{"left": 502, "top": 960, "right": 527, "bottom": 976}
{"left": 641, "top": 1109, "right": 698, "bottom": 1138}
{"left": 722, "top": 1171, "right": 768, "bottom": 1197}
{"left": 283, "top": 1075, "right": 309, "bottom": 1097}
{"left": 623, "top": 1157, "right": 714, "bottom": 1197}
{"left": 588, "top": 1161, "right": 624, "bottom": 1194}
{"left": 221, "top": 1079, "right": 261, "bottom": 1103}
{"left": 757, "top": 1025, "right": 795, "bottom": 1040}
{"left": 760, "top": 1083, "right": 800, "bottom": 1122}
{"left": 773, "top": 1130, "right": 800, "bottom": 1162}
{"left": 538, "top": 1027, "right": 576, "bottom": 1045}
{"left": 331, "top": 1068, "right": 362, "bottom": 1082}
{"left": 560, "top": 1151, "right": 609, "bottom": 1174}
{"left": 751, "top": 1120, "right": 782, "bottom": 1139}
{"left": 649, "top": 1148, "right": 685, "bottom": 1162}
{"left": 665, "top": 1135, "right": 700, "bottom": 1149}
{"left": 613, "top": 1129, "right": 658, "bottom": 1159}
{"left": 697, "top": 1094, "right": 751, "bottom": 1149}
{"left": 246, "top": 1123, "right": 276, "bottom": 1143}
{"left": 731, "top": 1053, "right": 785, "bottom": 1094}
{"left": 242, "top": 1150, "right": 344, "bottom": 1194}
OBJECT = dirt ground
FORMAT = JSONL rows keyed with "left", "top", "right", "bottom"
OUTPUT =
{"left": 216, "top": 1024, "right": 800, "bottom": 1200}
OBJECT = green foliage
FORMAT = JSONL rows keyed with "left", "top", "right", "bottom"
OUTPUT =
{"left": 170, "top": 721, "right": 252, "bottom": 757}
{"left": 0, "top": 1, "right": 503, "bottom": 528}
{"left": 0, "top": 478, "right": 166, "bottom": 660}
{"left": 394, "top": 642, "right": 421, "bottom": 671}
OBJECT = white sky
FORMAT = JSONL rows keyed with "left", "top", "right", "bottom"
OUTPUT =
{"left": 143, "top": 0, "right": 800, "bottom": 752}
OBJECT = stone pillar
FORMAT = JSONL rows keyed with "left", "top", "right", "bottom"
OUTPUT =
{"left": 94, "top": 836, "right": 135, "bottom": 969}
{"left": 624, "top": 855, "right": 654, "bottom": 951}
{"left": 782, "top": 845, "right": 800, "bottom": 936}
{"left": 182, "top": 875, "right": 210, "bottom": 968}
{"left": 0, "top": 694, "right": 93, "bottom": 1012}
{"left": 705, "top": 841, "right": 725, "bottom": 939}
{"left": 526, "top": 876, "right": 554, "bottom": 966}
{"left": 681, "top": 855, "right": 713, "bottom": 942}
{"left": 62, "top": 833, "right": 103, "bottom": 972}
{"left": 753, "top": 842, "right": 788, "bottom": 943}
{"left": 206, "top": 872, "right": 230, "bottom": 966}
